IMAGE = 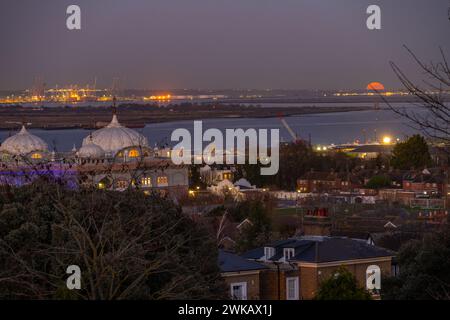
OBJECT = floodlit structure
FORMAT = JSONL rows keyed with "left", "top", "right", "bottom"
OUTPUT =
{"left": 0, "top": 110, "right": 188, "bottom": 198}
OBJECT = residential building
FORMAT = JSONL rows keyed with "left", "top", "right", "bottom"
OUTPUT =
{"left": 242, "top": 236, "right": 395, "bottom": 300}
{"left": 218, "top": 250, "right": 268, "bottom": 300}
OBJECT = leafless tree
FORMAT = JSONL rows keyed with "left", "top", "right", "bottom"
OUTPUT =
{"left": 0, "top": 181, "right": 225, "bottom": 299}
{"left": 0, "top": 131, "right": 224, "bottom": 299}
{"left": 382, "top": 46, "right": 450, "bottom": 143}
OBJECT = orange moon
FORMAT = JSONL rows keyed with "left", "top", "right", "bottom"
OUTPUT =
{"left": 367, "top": 82, "right": 385, "bottom": 91}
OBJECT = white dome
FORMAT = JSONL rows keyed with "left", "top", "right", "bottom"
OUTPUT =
{"left": 234, "top": 178, "right": 252, "bottom": 189}
{"left": 77, "top": 139, "right": 105, "bottom": 159}
{"left": 0, "top": 126, "right": 48, "bottom": 156}
{"left": 82, "top": 114, "right": 149, "bottom": 155}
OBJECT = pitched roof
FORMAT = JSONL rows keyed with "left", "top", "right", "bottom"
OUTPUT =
{"left": 350, "top": 144, "right": 394, "bottom": 154}
{"left": 403, "top": 171, "right": 444, "bottom": 184}
{"left": 242, "top": 236, "right": 394, "bottom": 263}
{"left": 218, "top": 250, "right": 268, "bottom": 273}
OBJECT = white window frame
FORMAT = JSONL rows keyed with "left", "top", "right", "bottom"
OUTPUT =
{"left": 286, "top": 277, "right": 299, "bottom": 300}
{"left": 264, "top": 247, "right": 275, "bottom": 260}
{"left": 230, "top": 282, "right": 247, "bottom": 300}
{"left": 283, "top": 248, "right": 295, "bottom": 261}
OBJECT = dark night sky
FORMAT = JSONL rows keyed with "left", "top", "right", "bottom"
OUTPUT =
{"left": 0, "top": 0, "right": 449, "bottom": 90}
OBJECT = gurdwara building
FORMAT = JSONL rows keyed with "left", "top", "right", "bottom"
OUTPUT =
{"left": 0, "top": 111, "right": 189, "bottom": 198}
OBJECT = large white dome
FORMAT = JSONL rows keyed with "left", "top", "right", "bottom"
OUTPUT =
{"left": 0, "top": 126, "right": 48, "bottom": 156}
{"left": 82, "top": 114, "right": 148, "bottom": 155}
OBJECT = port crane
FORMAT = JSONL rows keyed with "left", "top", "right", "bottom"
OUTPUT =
{"left": 278, "top": 113, "right": 301, "bottom": 143}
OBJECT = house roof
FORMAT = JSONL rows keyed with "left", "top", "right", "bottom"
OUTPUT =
{"left": 218, "top": 250, "right": 268, "bottom": 273}
{"left": 350, "top": 144, "right": 394, "bottom": 154}
{"left": 242, "top": 236, "right": 395, "bottom": 264}
{"left": 402, "top": 171, "right": 444, "bottom": 184}
{"left": 299, "top": 171, "right": 363, "bottom": 184}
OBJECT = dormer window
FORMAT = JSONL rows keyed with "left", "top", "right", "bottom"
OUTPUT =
{"left": 264, "top": 247, "right": 275, "bottom": 260}
{"left": 283, "top": 248, "right": 295, "bottom": 261}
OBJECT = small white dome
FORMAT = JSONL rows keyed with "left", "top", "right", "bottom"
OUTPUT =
{"left": 77, "top": 139, "right": 105, "bottom": 159}
{"left": 82, "top": 114, "right": 149, "bottom": 155}
{"left": 0, "top": 126, "right": 48, "bottom": 156}
{"left": 234, "top": 178, "right": 253, "bottom": 189}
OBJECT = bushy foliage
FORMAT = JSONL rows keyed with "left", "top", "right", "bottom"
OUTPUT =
{"left": 315, "top": 266, "right": 372, "bottom": 300}
{"left": 0, "top": 180, "right": 226, "bottom": 300}
{"left": 391, "top": 135, "right": 432, "bottom": 170}
{"left": 382, "top": 223, "right": 450, "bottom": 300}
{"left": 366, "top": 175, "right": 391, "bottom": 189}
{"left": 230, "top": 197, "right": 274, "bottom": 253}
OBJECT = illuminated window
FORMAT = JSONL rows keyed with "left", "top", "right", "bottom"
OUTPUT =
{"left": 157, "top": 176, "right": 168, "bottom": 186}
{"left": 128, "top": 149, "right": 140, "bottom": 158}
{"left": 141, "top": 177, "right": 152, "bottom": 186}
{"left": 98, "top": 182, "right": 106, "bottom": 189}
{"left": 31, "top": 153, "right": 42, "bottom": 159}
{"left": 116, "top": 180, "right": 128, "bottom": 189}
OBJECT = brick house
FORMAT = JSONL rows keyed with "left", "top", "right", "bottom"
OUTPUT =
{"left": 402, "top": 170, "right": 445, "bottom": 195}
{"left": 242, "top": 236, "right": 395, "bottom": 300}
{"left": 297, "top": 171, "right": 363, "bottom": 193}
{"left": 378, "top": 189, "right": 416, "bottom": 206}
{"left": 218, "top": 250, "right": 267, "bottom": 300}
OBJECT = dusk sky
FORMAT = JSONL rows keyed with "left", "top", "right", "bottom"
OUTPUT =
{"left": 0, "top": 0, "right": 449, "bottom": 90}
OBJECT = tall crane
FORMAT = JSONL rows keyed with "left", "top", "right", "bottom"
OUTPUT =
{"left": 278, "top": 113, "right": 300, "bottom": 143}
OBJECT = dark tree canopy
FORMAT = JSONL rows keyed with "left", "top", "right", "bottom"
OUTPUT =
{"left": 366, "top": 175, "right": 392, "bottom": 189}
{"left": 390, "top": 135, "right": 432, "bottom": 170}
{"left": 236, "top": 141, "right": 361, "bottom": 191}
{"left": 315, "top": 267, "right": 372, "bottom": 300}
{"left": 228, "top": 197, "right": 274, "bottom": 253}
{"left": 382, "top": 223, "right": 450, "bottom": 300}
{"left": 0, "top": 180, "right": 226, "bottom": 300}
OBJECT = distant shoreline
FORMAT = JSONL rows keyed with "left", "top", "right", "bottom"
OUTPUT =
{"left": 0, "top": 103, "right": 373, "bottom": 130}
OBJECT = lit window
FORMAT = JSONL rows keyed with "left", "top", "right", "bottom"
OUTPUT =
{"left": 31, "top": 153, "right": 42, "bottom": 159}
{"left": 128, "top": 149, "right": 140, "bottom": 158}
{"left": 98, "top": 182, "right": 106, "bottom": 189}
{"left": 157, "top": 176, "right": 168, "bottom": 186}
{"left": 141, "top": 177, "right": 152, "bottom": 186}
{"left": 116, "top": 180, "right": 128, "bottom": 189}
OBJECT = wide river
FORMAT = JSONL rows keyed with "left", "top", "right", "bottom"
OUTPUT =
{"left": 0, "top": 104, "right": 421, "bottom": 152}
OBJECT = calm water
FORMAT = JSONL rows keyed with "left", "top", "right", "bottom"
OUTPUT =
{"left": 0, "top": 107, "right": 420, "bottom": 152}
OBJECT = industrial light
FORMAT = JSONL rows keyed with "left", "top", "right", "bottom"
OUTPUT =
{"left": 382, "top": 136, "right": 392, "bottom": 144}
